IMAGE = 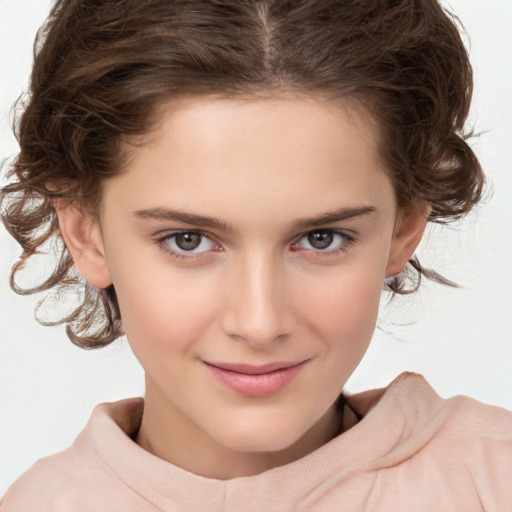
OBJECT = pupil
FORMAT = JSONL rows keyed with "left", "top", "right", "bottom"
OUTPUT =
{"left": 176, "top": 233, "right": 201, "bottom": 251}
{"left": 308, "top": 231, "right": 333, "bottom": 249}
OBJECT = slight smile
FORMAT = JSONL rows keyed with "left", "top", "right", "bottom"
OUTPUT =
{"left": 203, "top": 360, "right": 310, "bottom": 397}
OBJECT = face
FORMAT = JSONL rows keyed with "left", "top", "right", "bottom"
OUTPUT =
{"left": 61, "top": 95, "right": 425, "bottom": 470}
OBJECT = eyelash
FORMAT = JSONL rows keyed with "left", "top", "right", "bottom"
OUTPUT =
{"left": 156, "top": 229, "right": 356, "bottom": 262}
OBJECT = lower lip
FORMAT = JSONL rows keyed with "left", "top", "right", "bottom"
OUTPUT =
{"left": 204, "top": 361, "right": 308, "bottom": 397}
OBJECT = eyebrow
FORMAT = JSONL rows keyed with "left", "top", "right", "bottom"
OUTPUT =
{"left": 133, "top": 205, "right": 377, "bottom": 232}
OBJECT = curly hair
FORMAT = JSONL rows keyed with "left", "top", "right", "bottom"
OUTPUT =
{"left": 0, "top": 0, "right": 484, "bottom": 348}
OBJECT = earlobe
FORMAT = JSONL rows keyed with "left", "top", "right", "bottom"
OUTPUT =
{"left": 385, "top": 201, "right": 431, "bottom": 277}
{"left": 54, "top": 200, "right": 112, "bottom": 289}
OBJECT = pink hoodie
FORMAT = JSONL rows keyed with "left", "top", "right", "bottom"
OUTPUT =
{"left": 2, "top": 372, "right": 511, "bottom": 511}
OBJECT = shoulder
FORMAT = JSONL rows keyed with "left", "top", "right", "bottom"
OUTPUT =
{"left": 349, "top": 372, "right": 512, "bottom": 510}
{"left": 365, "top": 372, "right": 512, "bottom": 452}
{"left": 1, "top": 447, "right": 110, "bottom": 511}
{"left": 388, "top": 372, "right": 512, "bottom": 438}
{"left": 417, "top": 378, "right": 512, "bottom": 488}
{"left": 349, "top": 371, "right": 512, "bottom": 433}
{"left": 1, "top": 398, "right": 147, "bottom": 512}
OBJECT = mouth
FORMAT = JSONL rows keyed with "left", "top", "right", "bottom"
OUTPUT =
{"left": 205, "top": 360, "right": 307, "bottom": 374}
{"left": 202, "top": 359, "right": 310, "bottom": 397}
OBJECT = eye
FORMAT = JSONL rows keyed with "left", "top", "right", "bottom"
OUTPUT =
{"left": 159, "top": 231, "right": 217, "bottom": 256}
{"left": 292, "top": 229, "right": 354, "bottom": 255}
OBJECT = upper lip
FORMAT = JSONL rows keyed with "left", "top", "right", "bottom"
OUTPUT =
{"left": 203, "top": 360, "right": 308, "bottom": 375}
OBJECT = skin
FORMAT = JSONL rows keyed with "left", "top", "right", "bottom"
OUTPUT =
{"left": 55, "top": 94, "right": 428, "bottom": 479}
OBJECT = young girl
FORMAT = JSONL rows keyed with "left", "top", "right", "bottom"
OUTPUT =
{"left": 1, "top": 0, "right": 511, "bottom": 510}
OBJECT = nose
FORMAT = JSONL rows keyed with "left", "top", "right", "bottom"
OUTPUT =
{"left": 221, "top": 250, "right": 297, "bottom": 348}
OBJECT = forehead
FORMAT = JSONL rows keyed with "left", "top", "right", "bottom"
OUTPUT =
{"left": 145, "top": 93, "right": 381, "bottom": 151}
{"left": 104, "top": 94, "right": 394, "bottom": 227}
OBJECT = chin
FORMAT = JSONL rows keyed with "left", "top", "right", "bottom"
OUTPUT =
{"left": 213, "top": 417, "right": 307, "bottom": 454}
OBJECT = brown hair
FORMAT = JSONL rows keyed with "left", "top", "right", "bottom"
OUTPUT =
{"left": 0, "top": 0, "right": 484, "bottom": 348}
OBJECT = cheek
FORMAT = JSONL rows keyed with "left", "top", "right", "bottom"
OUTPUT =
{"left": 293, "top": 262, "right": 383, "bottom": 413}
{"left": 298, "top": 262, "right": 383, "bottom": 348}
{"left": 110, "top": 258, "right": 219, "bottom": 359}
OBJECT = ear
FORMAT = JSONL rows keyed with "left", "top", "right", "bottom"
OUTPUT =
{"left": 54, "top": 200, "right": 112, "bottom": 289}
{"left": 385, "top": 201, "right": 431, "bottom": 277}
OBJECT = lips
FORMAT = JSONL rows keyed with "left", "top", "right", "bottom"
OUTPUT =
{"left": 203, "top": 360, "right": 309, "bottom": 397}
{"left": 206, "top": 361, "right": 305, "bottom": 374}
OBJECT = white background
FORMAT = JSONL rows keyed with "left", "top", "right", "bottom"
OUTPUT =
{"left": 1, "top": 0, "right": 511, "bottom": 497}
